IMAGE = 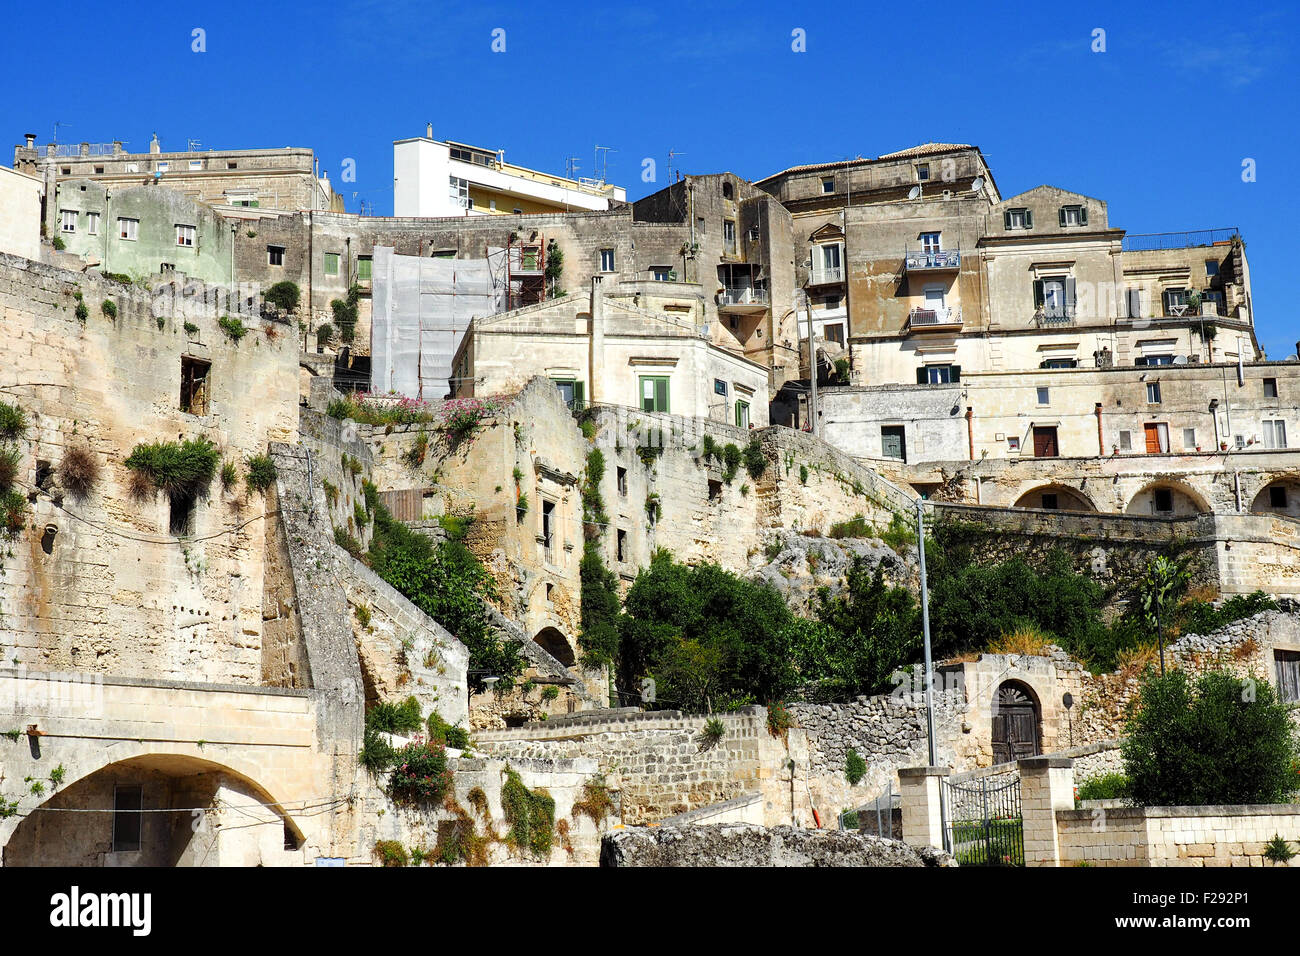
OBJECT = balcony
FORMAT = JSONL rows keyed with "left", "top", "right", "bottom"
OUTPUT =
{"left": 907, "top": 307, "right": 963, "bottom": 330}
{"left": 717, "top": 287, "right": 769, "bottom": 313}
{"left": 1034, "top": 307, "right": 1075, "bottom": 328}
{"left": 808, "top": 266, "right": 844, "bottom": 286}
{"left": 903, "top": 249, "right": 960, "bottom": 272}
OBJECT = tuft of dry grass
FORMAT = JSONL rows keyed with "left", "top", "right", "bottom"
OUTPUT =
{"left": 1231, "top": 636, "right": 1260, "bottom": 662}
{"left": 989, "top": 625, "right": 1051, "bottom": 657}
{"left": 59, "top": 446, "right": 100, "bottom": 501}
{"left": 1116, "top": 642, "right": 1159, "bottom": 680}
{"left": 943, "top": 651, "right": 982, "bottom": 665}
{"left": 1184, "top": 585, "right": 1219, "bottom": 604}
{"left": 127, "top": 467, "right": 154, "bottom": 501}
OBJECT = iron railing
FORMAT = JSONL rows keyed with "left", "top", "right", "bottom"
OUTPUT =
{"left": 1035, "top": 307, "right": 1076, "bottom": 327}
{"left": 1122, "top": 228, "right": 1240, "bottom": 252}
{"left": 903, "top": 249, "right": 960, "bottom": 271}
{"left": 908, "top": 307, "right": 962, "bottom": 328}
{"left": 718, "top": 288, "right": 769, "bottom": 307}
{"left": 809, "top": 266, "right": 844, "bottom": 285}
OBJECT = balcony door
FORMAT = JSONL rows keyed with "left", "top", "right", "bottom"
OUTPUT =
{"left": 923, "top": 285, "right": 946, "bottom": 315}
{"left": 1033, "top": 426, "right": 1059, "bottom": 458}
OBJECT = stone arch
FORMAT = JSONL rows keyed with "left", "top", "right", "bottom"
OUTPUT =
{"left": 1250, "top": 475, "right": 1300, "bottom": 518}
{"left": 1012, "top": 483, "right": 1096, "bottom": 513}
{"left": 2, "top": 753, "right": 304, "bottom": 867}
{"left": 991, "top": 679, "right": 1042, "bottom": 764}
{"left": 533, "top": 626, "right": 575, "bottom": 667}
{"left": 1125, "top": 479, "right": 1212, "bottom": 517}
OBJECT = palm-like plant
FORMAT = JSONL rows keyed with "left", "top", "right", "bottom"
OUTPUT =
{"left": 1138, "top": 555, "right": 1192, "bottom": 674}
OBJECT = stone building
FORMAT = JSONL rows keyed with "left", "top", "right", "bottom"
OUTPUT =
{"left": 0, "top": 165, "right": 41, "bottom": 260}
{"left": 13, "top": 132, "right": 343, "bottom": 213}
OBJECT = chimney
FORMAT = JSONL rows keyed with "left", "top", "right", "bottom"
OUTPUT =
{"left": 24, "top": 133, "right": 35, "bottom": 149}
{"left": 426, "top": 122, "right": 433, "bottom": 139}
{"left": 112, "top": 141, "right": 123, "bottom": 155}
{"left": 149, "top": 133, "right": 160, "bottom": 154}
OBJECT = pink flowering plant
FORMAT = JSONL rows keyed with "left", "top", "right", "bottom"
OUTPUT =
{"left": 438, "top": 397, "right": 504, "bottom": 442}
{"left": 388, "top": 735, "right": 453, "bottom": 804}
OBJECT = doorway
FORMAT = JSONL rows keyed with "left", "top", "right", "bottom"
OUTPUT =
{"left": 992, "top": 682, "right": 1041, "bottom": 765}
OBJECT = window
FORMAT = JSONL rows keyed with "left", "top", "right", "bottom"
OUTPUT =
{"left": 545, "top": 583, "right": 554, "bottom": 606}
{"left": 1007, "top": 436, "right": 1020, "bottom": 452}
{"left": 708, "top": 478, "right": 723, "bottom": 501}
{"left": 616, "top": 467, "right": 627, "bottom": 497}
{"left": 824, "top": 294, "right": 842, "bottom": 310}
{"left": 1004, "top": 208, "right": 1032, "bottom": 229}
{"left": 160, "top": 263, "right": 175, "bottom": 274}
{"left": 489, "top": 200, "right": 497, "bottom": 211}
{"left": 188, "top": 160, "right": 202, "bottom": 170}
{"left": 599, "top": 248, "right": 615, "bottom": 272}
{"left": 1037, "top": 387, "right": 1050, "bottom": 405}
{"left": 617, "top": 529, "right": 628, "bottom": 562}
{"left": 916, "top": 163, "right": 930, "bottom": 181}
{"left": 813, "top": 242, "right": 843, "bottom": 282}
{"left": 1119, "top": 430, "right": 1132, "bottom": 452}
{"left": 1146, "top": 382, "right": 1162, "bottom": 404}
{"left": 1201, "top": 289, "right": 1223, "bottom": 313}
{"left": 86, "top": 212, "right": 99, "bottom": 235}
{"left": 919, "top": 232, "right": 940, "bottom": 253}
{"left": 59, "top": 209, "right": 77, "bottom": 233}
{"left": 1264, "top": 378, "right": 1278, "bottom": 399}
{"left": 714, "top": 379, "right": 728, "bottom": 397}
{"left": 227, "top": 161, "right": 238, "bottom": 170}
{"left": 94, "top": 165, "right": 104, "bottom": 174}
{"left": 1041, "top": 358, "right": 1077, "bottom": 369}
{"left": 1125, "top": 288, "right": 1142, "bottom": 318}
{"left": 267, "top": 245, "right": 285, "bottom": 266}
{"left": 1153, "top": 489, "right": 1174, "bottom": 513}
{"left": 651, "top": 266, "right": 673, "bottom": 281}
{"left": 917, "top": 364, "right": 959, "bottom": 385}
{"left": 735, "top": 400, "right": 750, "bottom": 428}
{"left": 357, "top": 256, "right": 372, "bottom": 280}
{"left": 1136, "top": 354, "right": 1174, "bottom": 366}
{"left": 552, "top": 378, "right": 584, "bottom": 408}
{"left": 1034, "top": 276, "right": 1075, "bottom": 319}
{"left": 1183, "top": 428, "right": 1197, "bottom": 450}
{"left": 1275, "top": 651, "right": 1300, "bottom": 703}
{"left": 821, "top": 178, "right": 835, "bottom": 193}
{"left": 1205, "top": 259, "right": 1219, "bottom": 277}
{"left": 117, "top": 217, "right": 138, "bottom": 240}
{"left": 640, "top": 376, "right": 669, "bottom": 413}
{"left": 723, "top": 220, "right": 737, "bottom": 255}
{"left": 1162, "top": 288, "right": 1188, "bottom": 315}
{"left": 541, "top": 499, "right": 555, "bottom": 550}
{"left": 881, "top": 426, "right": 906, "bottom": 462}
{"left": 157, "top": 162, "right": 170, "bottom": 172}
{"left": 449, "top": 176, "right": 469, "bottom": 209}
{"left": 1270, "top": 486, "right": 1288, "bottom": 509}
{"left": 124, "top": 162, "right": 139, "bottom": 173}
{"left": 113, "top": 786, "right": 143, "bottom": 852}
{"left": 170, "top": 492, "right": 196, "bottom": 535}
{"left": 324, "top": 252, "right": 340, "bottom": 276}
{"left": 825, "top": 323, "right": 845, "bottom": 346}
{"left": 1041, "top": 493, "right": 1059, "bottom": 510}
{"left": 1059, "top": 205, "right": 1088, "bottom": 227}
{"left": 1263, "top": 420, "right": 1288, "bottom": 449}
{"left": 176, "top": 224, "right": 195, "bottom": 247}
{"left": 722, "top": 181, "right": 735, "bottom": 200}
{"left": 60, "top": 166, "right": 71, "bottom": 175}
{"left": 180, "top": 356, "right": 211, "bottom": 416}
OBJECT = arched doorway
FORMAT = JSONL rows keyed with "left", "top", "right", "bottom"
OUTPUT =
{"left": 1012, "top": 484, "right": 1096, "bottom": 512}
{"left": 1251, "top": 478, "right": 1300, "bottom": 518}
{"left": 533, "top": 626, "right": 575, "bottom": 667}
{"left": 992, "top": 681, "right": 1041, "bottom": 765}
{"left": 1125, "top": 480, "right": 1212, "bottom": 517}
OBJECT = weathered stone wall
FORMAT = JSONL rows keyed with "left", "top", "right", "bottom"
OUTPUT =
{"left": 0, "top": 252, "right": 297, "bottom": 683}
{"left": 1056, "top": 804, "right": 1300, "bottom": 867}
{"left": 601, "top": 823, "right": 954, "bottom": 867}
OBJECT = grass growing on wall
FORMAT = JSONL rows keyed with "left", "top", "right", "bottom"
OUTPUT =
{"left": 501, "top": 767, "right": 555, "bottom": 858}
{"left": 123, "top": 437, "right": 220, "bottom": 498}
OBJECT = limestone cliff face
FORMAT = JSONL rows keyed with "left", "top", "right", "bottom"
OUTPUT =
{"left": 747, "top": 530, "right": 917, "bottom": 617}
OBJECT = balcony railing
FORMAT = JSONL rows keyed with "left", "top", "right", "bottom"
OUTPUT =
{"left": 809, "top": 266, "right": 844, "bottom": 285}
{"left": 1122, "top": 228, "right": 1240, "bottom": 252}
{"left": 908, "top": 307, "right": 963, "bottom": 329}
{"left": 1034, "top": 307, "right": 1076, "bottom": 327}
{"left": 718, "top": 287, "right": 769, "bottom": 308}
{"left": 903, "top": 249, "right": 960, "bottom": 271}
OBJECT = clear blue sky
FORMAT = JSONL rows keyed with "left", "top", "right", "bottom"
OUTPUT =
{"left": 5, "top": 0, "right": 1296, "bottom": 356}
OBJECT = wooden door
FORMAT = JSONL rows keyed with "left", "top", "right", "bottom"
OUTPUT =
{"left": 992, "top": 684, "right": 1041, "bottom": 765}
{"left": 1032, "top": 426, "right": 1058, "bottom": 457}
{"left": 1144, "top": 423, "right": 1162, "bottom": 454}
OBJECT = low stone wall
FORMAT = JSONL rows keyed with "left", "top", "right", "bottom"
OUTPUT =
{"left": 600, "top": 824, "right": 955, "bottom": 867}
{"left": 1057, "top": 804, "right": 1300, "bottom": 867}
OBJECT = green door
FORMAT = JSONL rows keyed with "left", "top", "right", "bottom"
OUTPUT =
{"left": 640, "top": 376, "right": 670, "bottom": 412}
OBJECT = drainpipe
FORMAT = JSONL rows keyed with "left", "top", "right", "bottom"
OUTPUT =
{"left": 1094, "top": 402, "right": 1104, "bottom": 457}
{"left": 965, "top": 406, "right": 975, "bottom": 461}
{"left": 1234, "top": 471, "right": 1242, "bottom": 513}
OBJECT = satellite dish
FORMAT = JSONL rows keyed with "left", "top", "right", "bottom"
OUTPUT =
{"left": 907, "top": 185, "right": 921, "bottom": 200}
{"left": 970, "top": 176, "right": 985, "bottom": 193}
{"left": 1173, "top": 355, "right": 1188, "bottom": 365}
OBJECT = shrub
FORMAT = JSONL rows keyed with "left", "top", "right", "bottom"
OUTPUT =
{"left": 183, "top": 321, "right": 199, "bottom": 335}
{"left": 721, "top": 443, "right": 742, "bottom": 483}
{"left": 264, "top": 281, "right": 301, "bottom": 313}
{"left": 880, "top": 512, "right": 917, "bottom": 552}
{"left": 51, "top": 236, "right": 65, "bottom": 251}
{"left": 700, "top": 717, "right": 726, "bottom": 747}
{"left": 571, "top": 777, "right": 615, "bottom": 827}
{"left": 220, "top": 461, "right": 239, "bottom": 491}
{"left": 403, "top": 432, "right": 430, "bottom": 469}
{"left": 988, "top": 623, "right": 1051, "bottom": 657}
{"left": 244, "top": 454, "right": 277, "bottom": 493}
{"left": 388, "top": 738, "right": 452, "bottom": 804}
{"left": 828, "top": 514, "right": 871, "bottom": 539}
{"left": 742, "top": 437, "right": 766, "bottom": 479}
{"left": 1076, "top": 773, "right": 1130, "bottom": 802}
{"left": 1122, "top": 668, "right": 1299, "bottom": 807}
{"left": 75, "top": 301, "right": 88, "bottom": 321}
{"left": 101, "top": 299, "right": 117, "bottom": 319}
{"left": 218, "top": 316, "right": 247, "bottom": 342}
{"left": 59, "top": 446, "right": 100, "bottom": 501}
{"left": 541, "top": 685, "right": 559, "bottom": 702}
{"left": 426, "top": 711, "right": 470, "bottom": 750}
{"left": 315, "top": 322, "right": 334, "bottom": 346}
{"left": 334, "top": 527, "right": 363, "bottom": 556}
{"left": 368, "top": 696, "right": 423, "bottom": 734}
{"left": 327, "top": 392, "right": 438, "bottom": 426}
{"left": 578, "top": 543, "right": 621, "bottom": 667}
{"left": 501, "top": 767, "right": 554, "bottom": 857}
{"left": 515, "top": 491, "right": 529, "bottom": 518}
{"left": 374, "top": 840, "right": 408, "bottom": 867}
{"left": 2, "top": 489, "right": 25, "bottom": 536}
{"left": 0, "top": 402, "right": 25, "bottom": 442}
{"left": 1264, "top": 835, "right": 1296, "bottom": 865}
{"left": 0, "top": 447, "right": 19, "bottom": 491}
{"left": 645, "top": 492, "right": 661, "bottom": 523}
{"left": 354, "top": 603, "right": 371, "bottom": 628}
{"left": 798, "top": 464, "right": 808, "bottom": 485}
{"left": 767, "top": 700, "right": 793, "bottom": 737}
{"left": 845, "top": 748, "right": 867, "bottom": 785}
{"left": 101, "top": 272, "right": 132, "bottom": 285}
{"left": 124, "top": 437, "right": 219, "bottom": 498}
{"left": 330, "top": 284, "right": 361, "bottom": 342}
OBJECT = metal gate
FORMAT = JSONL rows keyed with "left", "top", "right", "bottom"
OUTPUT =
{"left": 942, "top": 774, "right": 1024, "bottom": 866}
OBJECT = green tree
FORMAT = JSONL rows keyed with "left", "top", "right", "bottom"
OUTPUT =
{"left": 578, "top": 542, "right": 621, "bottom": 668}
{"left": 1122, "top": 668, "right": 1299, "bottom": 807}
{"left": 1137, "top": 555, "right": 1192, "bottom": 674}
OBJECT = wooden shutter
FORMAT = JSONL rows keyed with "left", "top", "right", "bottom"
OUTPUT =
{"left": 573, "top": 380, "right": 585, "bottom": 406}
{"left": 655, "top": 378, "right": 668, "bottom": 412}
{"left": 916, "top": 367, "right": 928, "bottom": 384}
{"left": 1003, "top": 211, "right": 1012, "bottom": 229}
{"left": 1065, "top": 277, "right": 1077, "bottom": 314}
{"left": 950, "top": 365, "right": 961, "bottom": 382}
{"left": 1080, "top": 206, "right": 1089, "bottom": 226}
{"left": 1024, "top": 209, "right": 1034, "bottom": 228}
{"left": 1033, "top": 279, "right": 1045, "bottom": 308}
{"left": 1059, "top": 207, "right": 1067, "bottom": 227}
{"left": 1126, "top": 288, "right": 1141, "bottom": 318}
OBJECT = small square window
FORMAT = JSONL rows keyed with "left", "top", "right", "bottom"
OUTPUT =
{"left": 59, "top": 209, "right": 77, "bottom": 233}
{"left": 1037, "top": 387, "right": 1050, "bottom": 405}
{"left": 652, "top": 266, "right": 673, "bottom": 281}
{"left": 714, "top": 379, "right": 728, "bottom": 397}
{"left": 821, "top": 178, "right": 835, "bottom": 193}
{"left": 1205, "top": 259, "right": 1219, "bottom": 277}
{"left": 1041, "top": 493, "right": 1059, "bottom": 510}
{"left": 1154, "top": 489, "right": 1174, "bottom": 513}
{"left": 916, "top": 164, "right": 930, "bottom": 181}
{"left": 1007, "top": 436, "right": 1020, "bottom": 452}
{"left": 117, "top": 217, "right": 138, "bottom": 241}
{"left": 1183, "top": 428, "right": 1197, "bottom": 450}
{"left": 176, "top": 223, "right": 195, "bottom": 247}
{"left": 1119, "top": 430, "right": 1132, "bottom": 452}
{"left": 1270, "top": 486, "right": 1288, "bottom": 509}
{"left": 94, "top": 165, "right": 104, "bottom": 174}
{"left": 267, "top": 245, "right": 285, "bottom": 266}
{"left": 227, "top": 161, "right": 238, "bottom": 170}
{"left": 60, "top": 166, "right": 71, "bottom": 175}
{"left": 1264, "top": 378, "right": 1278, "bottom": 399}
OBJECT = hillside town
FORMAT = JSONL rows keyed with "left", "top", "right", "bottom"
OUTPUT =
{"left": 1, "top": 124, "right": 1298, "bottom": 871}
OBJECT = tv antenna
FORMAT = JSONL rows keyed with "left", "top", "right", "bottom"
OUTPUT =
{"left": 565, "top": 156, "right": 581, "bottom": 179}
{"left": 594, "top": 145, "right": 615, "bottom": 184}
{"left": 53, "top": 121, "right": 70, "bottom": 144}
{"left": 667, "top": 148, "right": 685, "bottom": 182}
{"left": 188, "top": 138, "right": 202, "bottom": 152}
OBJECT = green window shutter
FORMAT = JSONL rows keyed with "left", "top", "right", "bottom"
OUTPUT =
{"left": 573, "top": 381, "right": 585, "bottom": 405}
{"left": 916, "top": 366, "right": 928, "bottom": 385}
{"left": 1003, "top": 211, "right": 1012, "bottom": 229}
{"left": 1033, "top": 279, "right": 1045, "bottom": 308}
{"left": 1059, "top": 207, "right": 1067, "bottom": 227}
{"left": 1024, "top": 209, "right": 1034, "bottom": 228}
{"left": 655, "top": 378, "right": 669, "bottom": 412}
{"left": 1080, "top": 206, "right": 1088, "bottom": 226}
{"left": 950, "top": 365, "right": 961, "bottom": 382}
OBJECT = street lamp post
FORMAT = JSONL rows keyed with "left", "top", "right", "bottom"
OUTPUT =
{"left": 916, "top": 499, "right": 936, "bottom": 766}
